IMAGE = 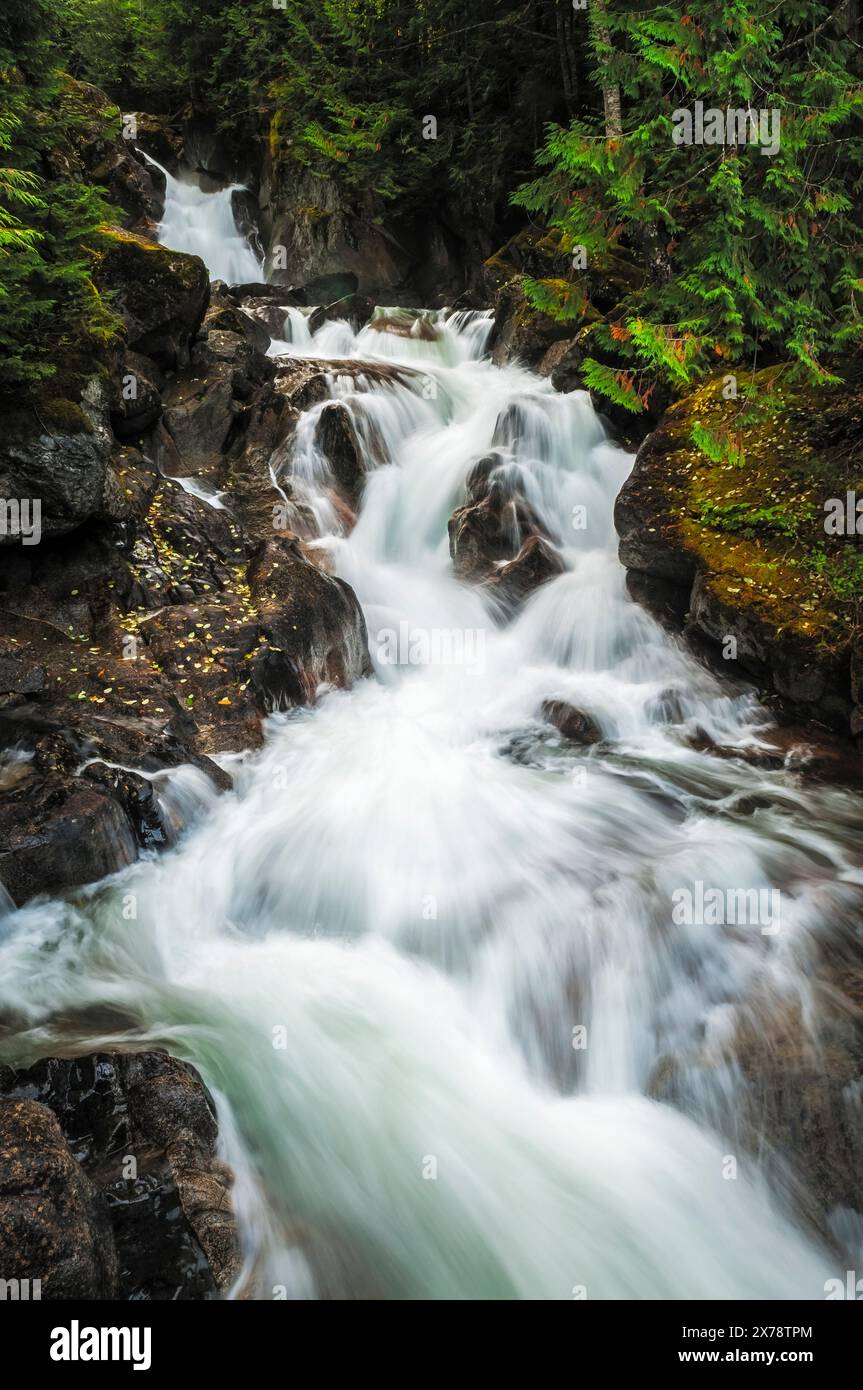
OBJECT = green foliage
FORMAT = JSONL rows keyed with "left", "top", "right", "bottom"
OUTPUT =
{"left": 514, "top": 1, "right": 863, "bottom": 439}
{"left": 0, "top": 0, "right": 120, "bottom": 393}
{"left": 53, "top": 0, "right": 576, "bottom": 240}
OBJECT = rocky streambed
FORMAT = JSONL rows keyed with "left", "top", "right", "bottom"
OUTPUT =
{"left": 1, "top": 90, "right": 862, "bottom": 1301}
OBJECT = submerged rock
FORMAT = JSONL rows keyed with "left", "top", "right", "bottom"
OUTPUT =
{"left": 542, "top": 700, "right": 602, "bottom": 746}
{"left": 449, "top": 455, "right": 564, "bottom": 609}
{"left": 313, "top": 401, "right": 366, "bottom": 504}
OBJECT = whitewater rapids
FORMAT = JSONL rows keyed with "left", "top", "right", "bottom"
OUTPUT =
{"left": 1, "top": 187, "right": 862, "bottom": 1301}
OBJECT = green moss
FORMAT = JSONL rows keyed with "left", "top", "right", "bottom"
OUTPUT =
{"left": 41, "top": 397, "right": 94, "bottom": 433}
{"left": 646, "top": 360, "right": 863, "bottom": 651}
{"left": 95, "top": 225, "right": 207, "bottom": 321}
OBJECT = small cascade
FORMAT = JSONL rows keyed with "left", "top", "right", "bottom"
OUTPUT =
{"left": 142, "top": 152, "right": 263, "bottom": 285}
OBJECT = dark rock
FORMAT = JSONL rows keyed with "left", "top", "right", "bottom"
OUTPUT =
{"left": 132, "top": 113, "right": 184, "bottom": 172}
{"left": 0, "top": 1053, "right": 240, "bottom": 1298}
{"left": 538, "top": 337, "right": 584, "bottom": 392}
{"left": 0, "top": 780, "right": 138, "bottom": 906}
{"left": 0, "top": 653, "right": 46, "bottom": 698}
{"left": 449, "top": 448, "right": 565, "bottom": 609}
{"left": 236, "top": 297, "right": 294, "bottom": 339}
{"left": 230, "top": 281, "right": 306, "bottom": 304}
{"left": 313, "top": 401, "right": 366, "bottom": 503}
{"left": 246, "top": 538, "right": 372, "bottom": 711}
{"left": 0, "top": 379, "right": 127, "bottom": 543}
{"left": 542, "top": 699, "right": 602, "bottom": 745}
{"left": 299, "top": 271, "right": 360, "bottom": 302}
{"left": 163, "top": 370, "right": 236, "bottom": 469}
{"left": 202, "top": 293, "right": 271, "bottom": 356}
{"left": 489, "top": 278, "right": 572, "bottom": 370}
{"left": 624, "top": 570, "right": 689, "bottom": 630}
{"left": 110, "top": 351, "right": 164, "bottom": 439}
{"left": 0, "top": 1098, "right": 118, "bottom": 1298}
{"left": 93, "top": 227, "right": 209, "bottom": 371}
{"left": 483, "top": 535, "right": 566, "bottom": 609}
{"left": 450, "top": 491, "right": 540, "bottom": 582}
{"left": 308, "top": 293, "right": 375, "bottom": 334}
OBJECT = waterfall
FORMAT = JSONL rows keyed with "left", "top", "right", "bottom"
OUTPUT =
{"left": 2, "top": 190, "right": 861, "bottom": 1298}
{"left": 141, "top": 152, "right": 263, "bottom": 285}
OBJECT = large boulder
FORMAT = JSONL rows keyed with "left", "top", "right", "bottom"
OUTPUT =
{"left": 247, "top": 538, "right": 372, "bottom": 710}
{"left": 448, "top": 451, "right": 565, "bottom": 609}
{"left": 0, "top": 378, "right": 128, "bottom": 543}
{"left": 94, "top": 228, "right": 209, "bottom": 371}
{"left": 0, "top": 1053, "right": 240, "bottom": 1298}
{"left": 615, "top": 361, "right": 863, "bottom": 735}
{"left": 313, "top": 401, "right": 366, "bottom": 504}
{"left": 0, "top": 1099, "right": 118, "bottom": 1299}
{"left": 0, "top": 780, "right": 138, "bottom": 907}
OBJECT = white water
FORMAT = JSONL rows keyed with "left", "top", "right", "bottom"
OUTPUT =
{"left": 142, "top": 153, "right": 262, "bottom": 285}
{"left": 1, "top": 179, "right": 861, "bottom": 1300}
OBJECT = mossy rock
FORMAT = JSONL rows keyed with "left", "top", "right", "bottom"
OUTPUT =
{"left": 93, "top": 226, "right": 209, "bottom": 370}
{"left": 615, "top": 360, "right": 863, "bottom": 731}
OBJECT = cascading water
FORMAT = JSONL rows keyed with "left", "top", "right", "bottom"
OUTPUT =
{"left": 1, "top": 180, "right": 861, "bottom": 1300}
{"left": 142, "top": 153, "right": 263, "bottom": 285}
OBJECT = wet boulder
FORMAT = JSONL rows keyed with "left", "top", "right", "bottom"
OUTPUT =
{"left": 307, "top": 293, "right": 375, "bottom": 334}
{"left": 449, "top": 490, "right": 541, "bottom": 583}
{"left": 0, "top": 1053, "right": 240, "bottom": 1298}
{"left": 490, "top": 277, "right": 572, "bottom": 369}
{"left": 0, "top": 1099, "right": 118, "bottom": 1299}
{"left": 484, "top": 534, "right": 566, "bottom": 610}
{"left": 538, "top": 337, "right": 583, "bottom": 393}
{"left": 615, "top": 361, "right": 863, "bottom": 735}
{"left": 542, "top": 699, "right": 602, "bottom": 746}
{"left": 313, "top": 401, "right": 366, "bottom": 504}
{"left": 449, "top": 456, "right": 565, "bottom": 607}
{"left": 0, "top": 777, "right": 138, "bottom": 906}
{"left": 202, "top": 292, "right": 271, "bottom": 357}
{"left": 247, "top": 538, "right": 372, "bottom": 710}
{"left": 0, "top": 379, "right": 128, "bottom": 543}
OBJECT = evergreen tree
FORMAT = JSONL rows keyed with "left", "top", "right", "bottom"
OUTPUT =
{"left": 514, "top": 1, "right": 863, "bottom": 437}
{"left": 0, "top": 0, "right": 118, "bottom": 393}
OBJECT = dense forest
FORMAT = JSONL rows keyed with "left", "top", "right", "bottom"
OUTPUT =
{"left": 2, "top": 1, "right": 862, "bottom": 421}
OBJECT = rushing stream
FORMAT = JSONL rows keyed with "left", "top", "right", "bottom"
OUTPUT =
{"left": 2, "top": 175, "right": 862, "bottom": 1299}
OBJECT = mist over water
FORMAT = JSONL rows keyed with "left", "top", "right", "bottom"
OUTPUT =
{"left": 2, "top": 179, "right": 862, "bottom": 1300}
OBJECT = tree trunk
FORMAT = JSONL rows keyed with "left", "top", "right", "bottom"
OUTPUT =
{"left": 556, "top": 0, "right": 578, "bottom": 113}
{"left": 590, "top": 1, "right": 622, "bottom": 139}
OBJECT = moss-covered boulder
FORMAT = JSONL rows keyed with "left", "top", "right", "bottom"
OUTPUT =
{"left": 615, "top": 361, "right": 863, "bottom": 733}
{"left": 94, "top": 227, "right": 209, "bottom": 370}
